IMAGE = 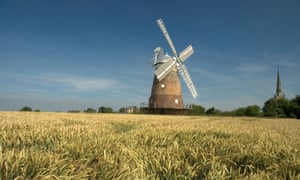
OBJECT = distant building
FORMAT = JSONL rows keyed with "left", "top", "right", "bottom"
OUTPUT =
{"left": 124, "top": 106, "right": 138, "bottom": 113}
{"left": 274, "top": 69, "right": 284, "bottom": 99}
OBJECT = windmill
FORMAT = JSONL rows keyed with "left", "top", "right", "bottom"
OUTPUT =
{"left": 148, "top": 18, "right": 198, "bottom": 114}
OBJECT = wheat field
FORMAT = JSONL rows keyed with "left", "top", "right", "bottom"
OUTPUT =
{"left": 0, "top": 111, "right": 299, "bottom": 179}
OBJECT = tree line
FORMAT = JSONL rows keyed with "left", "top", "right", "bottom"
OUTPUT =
{"left": 188, "top": 95, "right": 300, "bottom": 119}
{"left": 84, "top": 106, "right": 114, "bottom": 113}
{"left": 187, "top": 104, "right": 261, "bottom": 117}
{"left": 20, "top": 106, "right": 114, "bottom": 113}
{"left": 19, "top": 95, "right": 299, "bottom": 119}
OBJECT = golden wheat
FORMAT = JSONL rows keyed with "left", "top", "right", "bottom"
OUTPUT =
{"left": 0, "top": 111, "right": 299, "bottom": 179}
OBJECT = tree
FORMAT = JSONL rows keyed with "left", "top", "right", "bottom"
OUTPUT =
{"left": 289, "top": 95, "right": 300, "bottom": 119}
{"left": 221, "top": 111, "right": 235, "bottom": 116}
{"left": 206, "top": 107, "right": 221, "bottom": 115}
{"left": 98, "top": 106, "right": 113, "bottom": 113}
{"left": 119, "top": 107, "right": 126, "bottom": 113}
{"left": 235, "top": 107, "right": 246, "bottom": 116}
{"left": 84, "top": 108, "right": 97, "bottom": 113}
{"left": 222, "top": 105, "right": 260, "bottom": 117}
{"left": 263, "top": 98, "right": 289, "bottom": 117}
{"left": 245, "top": 105, "right": 261, "bottom": 117}
{"left": 263, "top": 98, "right": 278, "bottom": 117}
{"left": 20, "top": 106, "right": 32, "bottom": 112}
{"left": 188, "top": 104, "right": 205, "bottom": 115}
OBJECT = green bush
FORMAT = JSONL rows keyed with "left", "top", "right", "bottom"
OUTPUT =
{"left": 206, "top": 107, "right": 221, "bottom": 115}
{"left": 20, "top": 106, "right": 32, "bottom": 112}
{"left": 245, "top": 105, "right": 261, "bottom": 117}
{"left": 187, "top": 104, "right": 206, "bottom": 115}
{"left": 98, "top": 106, "right": 113, "bottom": 113}
{"left": 84, "top": 108, "right": 97, "bottom": 113}
{"left": 289, "top": 95, "right": 300, "bottom": 119}
{"left": 263, "top": 98, "right": 289, "bottom": 117}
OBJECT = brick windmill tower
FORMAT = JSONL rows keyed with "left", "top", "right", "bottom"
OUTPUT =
{"left": 147, "top": 19, "right": 198, "bottom": 114}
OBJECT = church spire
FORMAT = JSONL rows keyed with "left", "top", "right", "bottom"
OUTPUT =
{"left": 275, "top": 69, "right": 284, "bottom": 99}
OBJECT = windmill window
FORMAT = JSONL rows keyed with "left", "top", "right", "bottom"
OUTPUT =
{"left": 175, "top": 99, "right": 179, "bottom": 104}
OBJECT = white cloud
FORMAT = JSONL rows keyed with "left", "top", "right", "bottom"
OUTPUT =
{"left": 189, "top": 67, "right": 236, "bottom": 87}
{"left": 33, "top": 73, "right": 119, "bottom": 91}
{"left": 236, "top": 63, "right": 266, "bottom": 73}
{"left": 262, "top": 46, "right": 300, "bottom": 68}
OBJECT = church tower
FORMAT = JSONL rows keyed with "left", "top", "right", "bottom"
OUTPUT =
{"left": 274, "top": 69, "right": 284, "bottom": 99}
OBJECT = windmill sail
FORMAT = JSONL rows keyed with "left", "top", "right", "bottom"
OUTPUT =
{"left": 157, "top": 19, "right": 178, "bottom": 57}
{"left": 179, "top": 45, "right": 194, "bottom": 63}
{"left": 177, "top": 63, "right": 198, "bottom": 98}
{"left": 155, "top": 58, "right": 176, "bottom": 81}
{"left": 154, "top": 18, "right": 198, "bottom": 99}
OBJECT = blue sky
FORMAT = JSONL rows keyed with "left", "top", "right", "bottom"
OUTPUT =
{"left": 0, "top": 0, "right": 300, "bottom": 111}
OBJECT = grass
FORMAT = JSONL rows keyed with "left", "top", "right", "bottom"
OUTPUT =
{"left": 0, "top": 111, "right": 299, "bottom": 179}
